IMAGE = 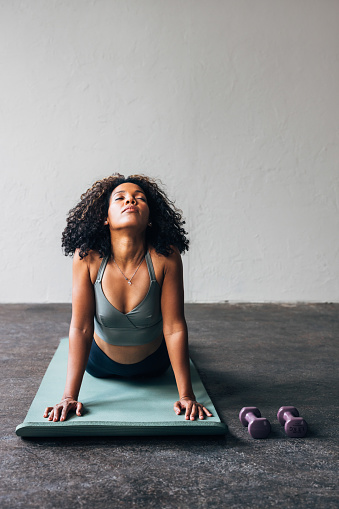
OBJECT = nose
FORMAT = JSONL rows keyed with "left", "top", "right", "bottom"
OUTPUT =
{"left": 125, "top": 194, "right": 136, "bottom": 205}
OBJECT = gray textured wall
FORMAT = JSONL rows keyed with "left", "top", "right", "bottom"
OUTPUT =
{"left": 1, "top": 0, "right": 338, "bottom": 303}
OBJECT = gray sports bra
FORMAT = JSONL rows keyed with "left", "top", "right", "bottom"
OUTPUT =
{"left": 93, "top": 251, "right": 163, "bottom": 346}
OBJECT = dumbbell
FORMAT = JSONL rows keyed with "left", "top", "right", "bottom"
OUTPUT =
{"left": 239, "top": 407, "right": 271, "bottom": 439}
{"left": 277, "top": 406, "right": 308, "bottom": 438}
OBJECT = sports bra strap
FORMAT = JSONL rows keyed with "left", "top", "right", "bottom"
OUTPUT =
{"left": 96, "top": 251, "right": 156, "bottom": 283}
{"left": 96, "top": 256, "right": 109, "bottom": 283}
{"left": 145, "top": 251, "right": 156, "bottom": 281}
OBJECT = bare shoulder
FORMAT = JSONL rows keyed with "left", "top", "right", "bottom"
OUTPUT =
{"left": 148, "top": 246, "right": 183, "bottom": 284}
{"left": 73, "top": 249, "right": 103, "bottom": 285}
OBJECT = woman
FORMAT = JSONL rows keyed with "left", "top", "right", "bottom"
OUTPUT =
{"left": 43, "top": 174, "right": 212, "bottom": 422}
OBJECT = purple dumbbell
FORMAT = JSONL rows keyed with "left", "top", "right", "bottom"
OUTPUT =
{"left": 239, "top": 407, "right": 271, "bottom": 439}
{"left": 277, "top": 406, "right": 308, "bottom": 438}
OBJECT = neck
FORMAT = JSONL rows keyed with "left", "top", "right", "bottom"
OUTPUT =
{"left": 110, "top": 231, "right": 147, "bottom": 266}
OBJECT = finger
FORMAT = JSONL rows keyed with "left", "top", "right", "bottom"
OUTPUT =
{"left": 202, "top": 406, "right": 213, "bottom": 417}
{"left": 190, "top": 403, "right": 197, "bottom": 421}
{"left": 198, "top": 405, "right": 205, "bottom": 420}
{"left": 76, "top": 402, "right": 83, "bottom": 417}
{"left": 185, "top": 402, "right": 193, "bottom": 420}
{"left": 43, "top": 407, "right": 53, "bottom": 418}
{"left": 60, "top": 403, "right": 70, "bottom": 422}
{"left": 53, "top": 405, "right": 62, "bottom": 422}
{"left": 173, "top": 401, "right": 182, "bottom": 415}
{"left": 48, "top": 408, "right": 54, "bottom": 421}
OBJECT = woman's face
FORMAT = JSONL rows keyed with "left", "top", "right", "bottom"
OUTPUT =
{"left": 105, "top": 182, "right": 150, "bottom": 232}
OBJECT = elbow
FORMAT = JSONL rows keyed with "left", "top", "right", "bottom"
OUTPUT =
{"left": 163, "top": 326, "right": 188, "bottom": 342}
{"left": 69, "top": 325, "right": 94, "bottom": 342}
{"left": 163, "top": 317, "right": 187, "bottom": 338}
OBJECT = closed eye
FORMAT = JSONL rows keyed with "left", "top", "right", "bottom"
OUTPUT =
{"left": 113, "top": 193, "right": 147, "bottom": 202}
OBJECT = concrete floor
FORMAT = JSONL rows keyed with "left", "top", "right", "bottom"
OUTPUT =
{"left": 1, "top": 303, "right": 338, "bottom": 508}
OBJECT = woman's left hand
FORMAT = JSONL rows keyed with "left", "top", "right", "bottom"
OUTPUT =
{"left": 174, "top": 397, "right": 213, "bottom": 421}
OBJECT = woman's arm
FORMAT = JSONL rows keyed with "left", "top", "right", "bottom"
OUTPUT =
{"left": 161, "top": 249, "right": 212, "bottom": 421}
{"left": 43, "top": 250, "right": 95, "bottom": 422}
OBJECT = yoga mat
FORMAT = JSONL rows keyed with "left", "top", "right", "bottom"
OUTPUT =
{"left": 16, "top": 337, "right": 227, "bottom": 437}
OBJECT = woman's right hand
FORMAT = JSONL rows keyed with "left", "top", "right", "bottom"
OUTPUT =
{"left": 43, "top": 397, "right": 83, "bottom": 422}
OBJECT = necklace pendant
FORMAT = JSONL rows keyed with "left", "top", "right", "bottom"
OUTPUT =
{"left": 113, "top": 254, "right": 145, "bottom": 286}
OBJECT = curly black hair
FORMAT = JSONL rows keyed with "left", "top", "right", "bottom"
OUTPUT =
{"left": 61, "top": 173, "right": 189, "bottom": 259}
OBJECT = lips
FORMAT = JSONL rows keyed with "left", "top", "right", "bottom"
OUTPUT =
{"left": 122, "top": 206, "right": 138, "bottom": 213}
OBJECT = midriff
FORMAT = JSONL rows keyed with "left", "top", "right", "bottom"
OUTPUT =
{"left": 93, "top": 330, "right": 164, "bottom": 364}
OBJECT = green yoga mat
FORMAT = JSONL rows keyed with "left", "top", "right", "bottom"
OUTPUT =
{"left": 16, "top": 337, "right": 227, "bottom": 437}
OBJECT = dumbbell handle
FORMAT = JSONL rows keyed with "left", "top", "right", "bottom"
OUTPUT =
{"left": 283, "top": 411, "right": 298, "bottom": 422}
{"left": 245, "top": 411, "right": 260, "bottom": 425}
